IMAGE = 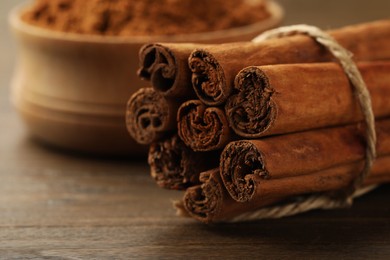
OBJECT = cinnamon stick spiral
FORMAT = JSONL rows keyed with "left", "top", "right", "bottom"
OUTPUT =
{"left": 126, "top": 87, "right": 179, "bottom": 144}
{"left": 220, "top": 120, "right": 390, "bottom": 202}
{"left": 189, "top": 46, "right": 234, "bottom": 105}
{"left": 189, "top": 20, "right": 390, "bottom": 105}
{"left": 226, "top": 62, "right": 390, "bottom": 138}
{"left": 177, "top": 100, "right": 231, "bottom": 151}
{"left": 138, "top": 43, "right": 207, "bottom": 98}
{"left": 183, "top": 169, "right": 225, "bottom": 223}
{"left": 149, "top": 135, "right": 218, "bottom": 190}
{"left": 183, "top": 157, "right": 390, "bottom": 223}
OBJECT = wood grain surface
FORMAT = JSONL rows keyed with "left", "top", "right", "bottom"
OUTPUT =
{"left": 1, "top": 0, "right": 390, "bottom": 259}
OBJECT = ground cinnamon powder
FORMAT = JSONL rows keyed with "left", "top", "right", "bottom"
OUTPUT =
{"left": 22, "top": 0, "right": 270, "bottom": 36}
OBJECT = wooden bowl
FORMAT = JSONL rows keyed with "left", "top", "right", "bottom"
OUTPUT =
{"left": 9, "top": 1, "right": 283, "bottom": 157}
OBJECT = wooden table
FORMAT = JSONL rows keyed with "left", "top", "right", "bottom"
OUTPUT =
{"left": 1, "top": 1, "right": 390, "bottom": 259}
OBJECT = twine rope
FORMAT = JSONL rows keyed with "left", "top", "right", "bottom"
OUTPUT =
{"left": 227, "top": 24, "right": 377, "bottom": 222}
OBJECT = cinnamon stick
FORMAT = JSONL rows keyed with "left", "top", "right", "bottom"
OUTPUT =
{"left": 182, "top": 156, "right": 390, "bottom": 223}
{"left": 177, "top": 100, "right": 232, "bottom": 151}
{"left": 220, "top": 119, "right": 390, "bottom": 202}
{"left": 138, "top": 43, "right": 209, "bottom": 98}
{"left": 226, "top": 61, "right": 390, "bottom": 138}
{"left": 189, "top": 19, "right": 390, "bottom": 105}
{"left": 148, "top": 135, "right": 219, "bottom": 190}
{"left": 126, "top": 87, "right": 179, "bottom": 144}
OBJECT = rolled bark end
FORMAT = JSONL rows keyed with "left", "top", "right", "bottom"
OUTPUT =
{"left": 148, "top": 135, "right": 201, "bottom": 190}
{"left": 226, "top": 66, "right": 276, "bottom": 138}
{"left": 183, "top": 170, "right": 223, "bottom": 223}
{"left": 138, "top": 44, "right": 177, "bottom": 94}
{"left": 220, "top": 140, "right": 268, "bottom": 202}
{"left": 189, "top": 49, "right": 229, "bottom": 106}
{"left": 137, "top": 44, "right": 156, "bottom": 80}
{"left": 177, "top": 100, "right": 230, "bottom": 151}
{"left": 126, "top": 88, "right": 174, "bottom": 144}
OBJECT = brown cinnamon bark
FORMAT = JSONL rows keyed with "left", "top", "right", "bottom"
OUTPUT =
{"left": 138, "top": 43, "right": 209, "bottom": 98}
{"left": 182, "top": 157, "right": 390, "bottom": 223}
{"left": 148, "top": 135, "right": 219, "bottom": 190}
{"left": 189, "top": 19, "right": 390, "bottom": 105}
{"left": 126, "top": 87, "right": 179, "bottom": 144}
{"left": 177, "top": 100, "right": 232, "bottom": 151}
{"left": 220, "top": 119, "right": 390, "bottom": 202}
{"left": 226, "top": 62, "right": 390, "bottom": 138}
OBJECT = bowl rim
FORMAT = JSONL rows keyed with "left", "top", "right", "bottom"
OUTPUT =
{"left": 9, "top": 0, "right": 284, "bottom": 44}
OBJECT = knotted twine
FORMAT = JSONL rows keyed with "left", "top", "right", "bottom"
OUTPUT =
{"left": 228, "top": 24, "right": 377, "bottom": 222}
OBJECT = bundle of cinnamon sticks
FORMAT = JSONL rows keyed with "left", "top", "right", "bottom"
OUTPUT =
{"left": 126, "top": 20, "right": 390, "bottom": 223}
